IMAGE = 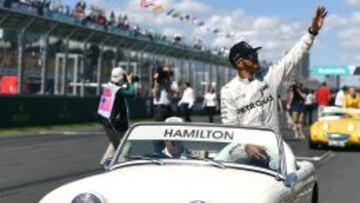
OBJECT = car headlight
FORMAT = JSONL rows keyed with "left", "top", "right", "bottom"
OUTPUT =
{"left": 71, "top": 193, "right": 105, "bottom": 203}
{"left": 347, "top": 123, "right": 355, "bottom": 132}
{"left": 322, "top": 122, "right": 329, "bottom": 131}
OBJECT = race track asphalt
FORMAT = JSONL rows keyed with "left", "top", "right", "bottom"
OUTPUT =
{"left": 0, "top": 115, "right": 359, "bottom": 203}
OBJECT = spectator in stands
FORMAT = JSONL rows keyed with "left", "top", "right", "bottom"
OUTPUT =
{"left": 64, "top": 5, "right": 70, "bottom": 15}
{"left": 173, "top": 33, "right": 182, "bottom": 44}
{"left": 97, "top": 11, "right": 107, "bottom": 30}
{"left": 97, "top": 11, "right": 106, "bottom": 24}
{"left": 335, "top": 86, "right": 348, "bottom": 107}
{"left": 202, "top": 84, "right": 217, "bottom": 123}
{"left": 82, "top": 10, "right": 95, "bottom": 24}
{"left": 75, "top": 0, "right": 85, "bottom": 18}
{"left": 42, "top": 0, "right": 51, "bottom": 9}
{"left": 123, "top": 15, "right": 130, "bottom": 29}
{"left": 178, "top": 81, "right": 195, "bottom": 122}
{"left": 343, "top": 86, "right": 360, "bottom": 108}
{"left": 116, "top": 14, "right": 130, "bottom": 30}
{"left": 315, "top": 82, "right": 331, "bottom": 116}
{"left": 75, "top": 0, "right": 85, "bottom": 11}
{"left": 109, "top": 11, "right": 116, "bottom": 26}
{"left": 54, "top": 0, "right": 64, "bottom": 13}
{"left": 193, "top": 38, "right": 203, "bottom": 50}
{"left": 86, "top": 4, "right": 99, "bottom": 23}
{"left": 117, "top": 14, "right": 124, "bottom": 27}
{"left": 132, "top": 24, "right": 141, "bottom": 37}
{"left": 81, "top": 4, "right": 106, "bottom": 27}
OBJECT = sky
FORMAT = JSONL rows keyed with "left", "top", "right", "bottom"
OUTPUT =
{"left": 62, "top": 0, "right": 360, "bottom": 73}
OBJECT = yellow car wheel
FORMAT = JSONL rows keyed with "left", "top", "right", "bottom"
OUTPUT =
{"left": 308, "top": 137, "right": 319, "bottom": 149}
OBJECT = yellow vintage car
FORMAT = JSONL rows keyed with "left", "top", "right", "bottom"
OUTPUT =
{"left": 309, "top": 107, "right": 360, "bottom": 149}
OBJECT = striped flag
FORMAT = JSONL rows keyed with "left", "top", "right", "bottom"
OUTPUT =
{"left": 152, "top": 3, "right": 165, "bottom": 12}
{"left": 140, "top": 0, "right": 148, "bottom": 8}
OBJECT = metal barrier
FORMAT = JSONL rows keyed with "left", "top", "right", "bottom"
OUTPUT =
{"left": 0, "top": 95, "right": 217, "bottom": 128}
{"left": 0, "top": 95, "right": 151, "bottom": 128}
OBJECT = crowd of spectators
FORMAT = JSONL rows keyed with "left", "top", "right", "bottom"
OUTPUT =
{"left": 2, "top": 0, "right": 179, "bottom": 44}
{"left": 285, "top": 80, "right": 360, "bottom": 141}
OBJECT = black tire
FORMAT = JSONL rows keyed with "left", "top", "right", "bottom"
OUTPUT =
{"left": 311, "top": 183, "right": 319, "bottom": 203}
{"left": 308, "top": 138, "right": 317, "bottom": 149}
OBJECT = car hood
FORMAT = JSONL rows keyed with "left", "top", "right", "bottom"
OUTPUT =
{"left": 315, "top": 118, "right": 360, "bottom": 132}
{"left": 40, "top": 163, "right": 285, "bottom": 203}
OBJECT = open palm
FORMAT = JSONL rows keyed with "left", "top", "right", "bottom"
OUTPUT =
{"left": 311, "top": 6, "right": 327, "bottom": 33}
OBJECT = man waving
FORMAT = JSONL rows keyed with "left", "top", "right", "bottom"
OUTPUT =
{"left": 221, "top": 7, "right": 327, "bottom": 172}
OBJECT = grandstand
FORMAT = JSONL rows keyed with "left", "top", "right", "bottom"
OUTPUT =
{"left": 0, "top": 0, "right": 234, "bottom": 127}
{"left": 0, "top": 0, "right": 233, "bottom": 96}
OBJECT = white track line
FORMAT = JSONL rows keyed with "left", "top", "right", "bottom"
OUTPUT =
{"left": 38, "top": 131, "right": 103, "bottom": 135}
{"left": 296, "top": 151, "right": 333, "bottom": 162}
{"left": 63, "top": 131, "right": 103, "bottom": 135}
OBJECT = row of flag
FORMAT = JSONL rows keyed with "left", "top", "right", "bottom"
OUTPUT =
{"left": 139, "top": 0, "right": 235, "bottom": 39}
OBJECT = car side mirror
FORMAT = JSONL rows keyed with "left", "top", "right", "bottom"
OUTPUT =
{"left": 101, "top": 158, "right": 112, "bottom": 171}
{"left": 284, "top": 173, "right": 298, "bottom": 188}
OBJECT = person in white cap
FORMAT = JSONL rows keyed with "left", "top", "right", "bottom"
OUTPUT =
{"left": 98, "top": 67, "right": 135, "bottom": 168}
{"left": 160, "top": 116, "right": 191, "bottom": 158}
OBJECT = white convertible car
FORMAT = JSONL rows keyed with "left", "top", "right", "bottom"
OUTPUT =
{"left": 40, "top": 123, "right": 318, "bottom": 203}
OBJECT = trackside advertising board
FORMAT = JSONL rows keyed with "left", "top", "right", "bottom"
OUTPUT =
{"left": 311, "top": 65, "right": 359, "bottom": 76}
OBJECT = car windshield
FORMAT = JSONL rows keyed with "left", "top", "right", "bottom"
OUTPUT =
{"left": 322, "top": 108, "right": 360, "bottom": 119}
{"left": 345, "top": 109, "right": 360, "bottom": 119}
{"left": 114, "top": 124, "right": 281, "bottom": 172}
{"left": 322, "top": 111, "right": 347, "bottom": 117}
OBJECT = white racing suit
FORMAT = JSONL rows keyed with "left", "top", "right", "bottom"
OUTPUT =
{"left": 221, "top": 32, "right": 315, "bottom": 173}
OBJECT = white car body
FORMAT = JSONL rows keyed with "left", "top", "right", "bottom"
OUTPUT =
{"left": 40, "top": 123, "right": 318, "bottom": 203}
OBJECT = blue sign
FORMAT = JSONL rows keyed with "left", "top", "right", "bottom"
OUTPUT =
{"left": 311, "top": 65, "right": 352, "bottom": 76}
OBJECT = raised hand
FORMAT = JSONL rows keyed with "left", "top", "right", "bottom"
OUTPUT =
{"left": 126, "top": 73, "right": 133, "bottom": 83}
{"left": 310, "top": 6, "right": 327, "bottom": 34}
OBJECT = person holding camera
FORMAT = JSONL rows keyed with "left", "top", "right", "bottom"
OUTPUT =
{"left": 98, "top": 67, "right": 135, "bottom": 168}
{"left": 152, "top": 65, "right": 179, "bottom": 121}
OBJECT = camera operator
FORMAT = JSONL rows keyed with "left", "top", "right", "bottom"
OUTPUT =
{"left": 98, "top": 67, "right": 135, "bottom": 168}
{"left": 152, "top": 65, "right": 179, "bottom": 121}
